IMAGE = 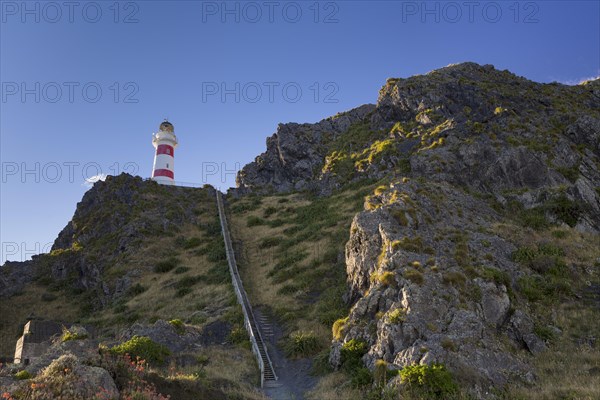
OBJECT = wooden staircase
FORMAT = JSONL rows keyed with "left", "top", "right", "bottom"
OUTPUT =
{"left": 216, "top": 190, "right": 278, "bottom": 387}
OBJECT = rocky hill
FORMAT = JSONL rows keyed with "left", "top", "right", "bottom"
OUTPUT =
{"left": 233, "top": 63, "right": 599, "bottom": 399}
{"left": 0, "top": 175, "right": 266, "bottom": 399}
{"left": 237, "top": 62, "right": 599, "bottom": 231}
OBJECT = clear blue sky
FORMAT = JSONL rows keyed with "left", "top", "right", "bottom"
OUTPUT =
{"left": 1, "top": 0, "right": 598, "bottom": 263}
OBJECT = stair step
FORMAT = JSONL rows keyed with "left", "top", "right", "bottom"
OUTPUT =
{"left": 216, "top": 192, "right": 277, "bottom": 384}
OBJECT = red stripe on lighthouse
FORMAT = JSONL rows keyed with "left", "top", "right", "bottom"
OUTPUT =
{"left": 153, "top": 169, "right": 174, "bottom": 179}
{"left": 156, "top": 144, "right": 174, "bottom": 156}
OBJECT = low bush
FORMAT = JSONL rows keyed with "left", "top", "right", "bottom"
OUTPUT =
{"left": 351, "top": 367, "right": 373, "bottom": 388}
{"left": 153, "top": 258, "right": 179, "bottom": 273}
{"left": 442, "top": 271, "right": 466, "bottom": 287}
{"left": 205, "top": 263, "right": 230, "bottom": 284}
{"left": 61, "top": 327, "right": 88, "bottom": 342}
{"left": 110, "top": 336, "right": 170, "bottom": 365}
{"left": 400, "top": 363, "right": 458, "bottom": 399}
{"left": 173, "top": 266, "right": 190, "bottom": 274}
{"left": 183, "top": 237, "right": 203, "bottom": 249}
{"left": 247, "top": 216, "right": 265, "bottom": 227}
{"left": 228, "top": 326, "right": 249, "bottom": 347}
{"left": 283, "top": 331, "right": 322, "bottom": 357}
{"left": 258, "top": 237, "right": 282, "bottom": 249}
{"left": 15, "top": 370, "right": 32, "bottom": 380}
{"left": 371, "top": 271, "right": 396, "bottom": 286}
{"left": 127, "top": 283, "right": 146, "bottom": 297}
{"left": 332, "top": 316, "right": 349, "bottom": 340}
{"left": 388, "top": 308, "right": 406, "bottom": 324}
{"left": 404, "top": 269, "right": 424, "bottom": 285}
{"left": 340, "top": 339, "right": 368, "bottom": 373}
{"left": 168, "top": 319, "right": 185, "bottom": 335}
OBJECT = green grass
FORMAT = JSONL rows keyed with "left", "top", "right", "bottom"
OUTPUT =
{"left": 153, "top": 258, "right": 179, "bottom": 273}
{"left": 283, "top": 331, "right": 322, "bottom": 358}
{"left": 399, "top": 363, "right": 458, "bottom": 399}
{"left": 404, "top": 269, "right": 424, "bottom": 285}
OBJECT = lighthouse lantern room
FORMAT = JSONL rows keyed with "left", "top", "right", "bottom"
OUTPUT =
{"left": 151, "top": 120, "right": 178, "bottom": 185}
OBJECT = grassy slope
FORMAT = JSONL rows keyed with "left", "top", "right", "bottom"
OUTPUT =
{"left": 227, "top": 177, "right": 599, "bottom": 400}
{"left": 491, "top": 223, "right": 599, "bottom": 400}
{"left": 0, "top": 185, "right": 265, "bottom": 399}
{"left": 227, "top": 182, "right": 378, "bottom": 355}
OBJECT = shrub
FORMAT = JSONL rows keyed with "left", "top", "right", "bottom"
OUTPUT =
{"left": 388, "top": 308, "right": 406, "bottom": 323}
{"left": 258, "top": 237, "right": 282, "bottom": 249}
{"left": 168, "top": 319, "right": 185, "bottom": 335}
{"left": 400, "top": 363, "right": 458, "bottom": 399}
{"left": 390, "top": 209, "right": 409, "bottom": 226}
{"left": 538, "top": 243, "right": 565, "bottom": 257}
{"left": 153, "top": 258, "right": 178, "bottom": 273}
{"left": 517, "top": 208, "right": 550, "bottom": 230}
{"left": 61, "top": 327, "right": 88, "bottom": 342}
{"left": 441, "top": 338, "right": 457, "bottom": 352}
{"left": 374, "top": 359, "right": 388, "bottom": 387}
{"left": 512, "top": 246, "right": 537, "bottom": 263}
{"left": 173, "top": 266, "right": 190, "bottom": 274}
{"left": 263, "top": 206, "right": 278, "bottom": 218}
{"left": 546, "top": 194, "right": 582, "bottom": 227}
{"left": 392, "top": 236, "right": 424, "bottom": 253}
{"left": 175, "top": 275, "right": 204, "bottom": 290}
{"left": 371, "top": 271, "right": 396, "bottom": 286}
{"left": 205, "top": 241, "right": 226, "bottom": 262}
{"left": 341, "top": 339, "right": 369, "bottom": 373}
{"left": 534, "top": 325, "right": 556, "bottom": 342}
{"left": 332, "top": 316, "right": 349, "bottom": 340}
{"left": 110, "top": 335, "right": 171, "bottom": 365}
{"left": 183, "top": 236, "right": 202, "bottom": 249}
{"left": 351, "top": 367, "right": 373, "bottom": 388}
{"left": 518, "top": 275, "right": 545, "bottom": 302}
{"left": 556, "top": 166, "right": 579, "bottom": 183}
{"left": 404, "top": 269, "right": 424, "bottom": 285}
{"left": 228, "top": 326, "right": 249, "bottom": 346}
{"left": 15, "top": 370, "right": 32, "bottom": 380}
{"left": 127, "top": 283, "right": 146, "bottom": 297}
{"left": 247, "top": 216, "right": 265, "bottom": 227}
{"left": 175, "top": 287, "right": 192, "bottom": 297}
{"left": 551, "top": 229, "right": 568, "bottom": 239}
{"left": 283, "top": 331, "right": 322, "bottom": 357}
{"left": 442, "top": 271, "right": 466, "bottom": 287}
{"left": 480, "top": 267, "right": 511, "bottom": 289}
{"left": 374, "top": 185, "right": 388, "bottom": 195}
{"left": 205, "top": 263, "right": 230, "bottom": 284}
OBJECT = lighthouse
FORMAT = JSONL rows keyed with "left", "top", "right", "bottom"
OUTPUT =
{"left": 151, "top": 120, "right": 178, "bottom": 185}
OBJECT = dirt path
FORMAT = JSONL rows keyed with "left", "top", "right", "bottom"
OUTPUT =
{"left": 255, "top": 308, "right": 318, "bottom": 400}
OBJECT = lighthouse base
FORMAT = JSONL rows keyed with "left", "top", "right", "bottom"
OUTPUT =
{"left": 152, "top": 177, "right": 176, "bottom": 185}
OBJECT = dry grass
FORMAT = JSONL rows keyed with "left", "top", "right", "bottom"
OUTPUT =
{"left": 505, "top": 304, "right": 600, "bottom": 399}
{"left": 491, "top": 222, "right": 600, "bottom": 399}
{"left": 305, "top": 371, "right": 363, "bottom": 400}
{"left": 0, "top": 194, "right": 236, "bottom": 356}
{"left": 227, "top": 188, "right": 372, "bottom": 342}
{"left": 0, "top": 283, "right": 79, "bottom": 355}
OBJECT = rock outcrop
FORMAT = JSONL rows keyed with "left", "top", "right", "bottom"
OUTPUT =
{"left": 236, "top": 62, "right": 600, "bottom": 232}
{"left": 333, "top": 181, "right": 544, "bottom": 389}
{"left": 235, "top": 104, "right": 375, "bottom": 193}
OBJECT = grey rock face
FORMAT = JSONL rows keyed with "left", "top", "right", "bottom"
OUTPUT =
{"left": 0, "top": 261, "right": 34, "bottom": 297}
{"left": 337, "top": 181, "right": 538, "bottom": 388}
{"left": 118, "top": 319, "right": 201, "bottom": 353}
{"left": 236, "top": 62, "right": 600, "bottom": 232}
{"left": 235, "top": 104, "right": 376, "bottom": 193}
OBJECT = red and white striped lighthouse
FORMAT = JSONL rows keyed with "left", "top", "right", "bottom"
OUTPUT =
{"left": 151, "top": 120, "right": 178, "bottom": 185}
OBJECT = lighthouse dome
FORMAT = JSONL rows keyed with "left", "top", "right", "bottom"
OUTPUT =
{"left": 159, "top": 120, "right": 174, "bottom": 132}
